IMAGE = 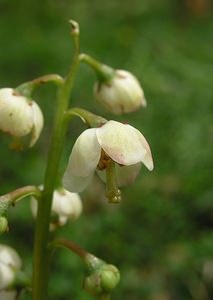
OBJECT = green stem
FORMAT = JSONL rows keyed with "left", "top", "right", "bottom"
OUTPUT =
{"left": 0, "top": 185, "right": 41, "bottom": 216}
{"left": 0, "top": 186, "right": 41, "bottom": 205}
{"left": 65, "top": 107, "right": 107, "bottom": 127}
{"left": 79, "top": 53, "right": 115, "bottom": 83}
{"left": 32, "top": 22, "right": 80, "bottom": 300}
{"left": 50, "top": 238, "right": 88, "bottom": 259}
{"left": 16, "top": 74, "right": 64, "bottom": 98}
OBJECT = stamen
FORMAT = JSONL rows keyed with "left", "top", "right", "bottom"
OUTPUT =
{"left": 97, "top": 149, "right": 111, "bottom": 170}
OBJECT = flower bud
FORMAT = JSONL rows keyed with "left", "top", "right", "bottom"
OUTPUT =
{"left": 31, "top": 187, "right": 82, "bottom": 229}
{"left": 0, "top": 88, "right": 43, "bottom": 147}
{"left": 94, "top": 70, "right": 146, "bottom": 115}
{"left": 0, "top": 244, "right": 22, "bottom": 290}
{"left": 83, "top": 254, "right": 120, "bottom": 296}
{"left": 83, "top": 263, "right": 120, "bottom": 296}
{"left": 0, "top": 216, "right": 8, "bottom": 234}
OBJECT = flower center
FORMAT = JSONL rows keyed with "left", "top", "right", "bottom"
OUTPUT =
{"left": 97, "top": 149, "right": 111, "bottom": 171}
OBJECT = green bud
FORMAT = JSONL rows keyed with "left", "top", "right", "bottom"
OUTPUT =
{"left": 83, "top": 261, "right": 120, "bottom": 296}
{"left": 83, "top": 272, "right": 102, "bottom": 296}
{"left": 100, "top": 264, "right": 120, "bottom": 292}
{"left": 0, "top": 216, "right": 8, "bottom": 234}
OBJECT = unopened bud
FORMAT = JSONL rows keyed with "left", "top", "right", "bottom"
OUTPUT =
{"left": 94, "top": 70, "right": 146, "bottom": 115}
{"left": 83, "top": 254, "right": 120, "bottom": 296}
{"left": 0, "top": 88, "right": 43, "bottom": 147}
{"left": 83, "top": 263, "right": 120, "bottom": 296}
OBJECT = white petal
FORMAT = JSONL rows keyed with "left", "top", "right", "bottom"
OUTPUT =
{"left": 0, "top": 88, "right": 33, "bottom": 136}
{"left": 0, "top": 245, "right": 22, "bottom": 269}
{"left": 66, "top": 128, "right": 101, "bottom": 177}
{"left": 97, "top": 120, "right": 151, "bottom": 167}
{"left": 95, "top": 70, "right": 145, "bottom": 115}
{"left": 63, "top": 166, "right": 94, "bottom": 193}
{"left": 0, "top": 245, "right": 22, "bottom": 289}
{"left": 116, "top": 163, "right": 142, "bottom": 186}
{"left": 0, "top": 264, "right": 14, "bottom": 289}
{"left": 134, "top": 128, "right": 154, "bottom": 171}
{"left": 29, "top": 101, "right": 44, "bottom": 147}
{"left": 52, "top": 190, "right": 82, "bottom": 220}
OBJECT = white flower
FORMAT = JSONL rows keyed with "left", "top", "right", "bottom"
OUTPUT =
{"left": 0, "top": 244, "right": 22, "bottom": 290}
{"left": 31, "top": 188, "right": 82, "bottom": 229}
{"left": 0, "top": 88, "right": 43, "bottom": 147}
{"left": 63, "top": 120, "right": 153, "bottom": 193}
{"left": 94, "top": 70, "right": 146, "bottom": 115}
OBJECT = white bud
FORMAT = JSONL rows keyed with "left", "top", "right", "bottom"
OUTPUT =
{"left": 0, "top": 88, "right": 43, "bottom": 147}
{"left": 94, "top": 70, "right": 146, "bottom": 115}
{"left": 0, "top": 244, "right": 22, "bottom": 290}
{"left": 31, "top": 188, "right": 83, "bottom": 229}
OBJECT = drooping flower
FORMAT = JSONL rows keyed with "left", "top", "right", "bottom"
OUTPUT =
{"left": 94, "top": 70, "right": 146, "bottom": 115}
{"left": 63, "top": 120, "right": 153, "bottom": 198}
{"left": 0, "top": 244, "right": 22, "bottom": 290}
{"left": 0, "top": 88, "right": 43, "bottom": 147}
{"left": 31, "top": 188, "right": 82, "bottom": 229}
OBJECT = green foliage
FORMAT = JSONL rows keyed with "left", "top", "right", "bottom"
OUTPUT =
{"left": 0, "top": 0, "right": 212, "bottom": 299}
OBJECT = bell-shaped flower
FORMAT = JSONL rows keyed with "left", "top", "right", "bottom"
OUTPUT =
{"left": 0, "top": 88, "right": 43, "bottom": 147}
{"left": 0, "top": 244, "right": 22, "bottom": 290}
{"left": 63, "top": 120, "right": 153, "bottom": 198}
{"left": 31, "top": 188, "right": 82, "bottom": 229}
{"left": 94, "top": 70, "right": 146, "bottom": 115}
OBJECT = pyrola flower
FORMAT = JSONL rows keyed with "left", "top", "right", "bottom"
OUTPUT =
{"left": 0, "top": 88, "right": 43, "bottom": 147}
{"left": 0, "top": 244, "right": 22, "bottom": 290}
{"left": 94, "top": 70, "right": 146, "bottom": 115}
{"left": 63, "top": 120, "right": 153, "bottom": 193}
{"left": 31, "top": 188, "right": 82, "bottom": 229}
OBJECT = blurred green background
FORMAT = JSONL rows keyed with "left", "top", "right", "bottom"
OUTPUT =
{"left": 0, "top": 0, "right": 213, "bottom": 299}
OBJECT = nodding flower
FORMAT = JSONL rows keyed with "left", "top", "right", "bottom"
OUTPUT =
{"left": 31, "top": 187, "right": 83, "bottom": 230}
{"left": 63, "top": 120, "right": 153, "bottom": 200}
{"left": 94, "top": 70, "right": 146, "bottom": 115}
{"left": 0, "top": 88, "right": 43, "bottom": 147}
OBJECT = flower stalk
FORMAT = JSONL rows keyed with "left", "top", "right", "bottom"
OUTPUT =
{"left": 15, "top": 74, "right": 64, "bottom": 98}
{"left": 65, "top": 107, "right": 107, "bottom": 127}
{"left": 79, "top": 53, "right": 115, "bottom": 83}
{"left": 105, "top": 160, "right": 121, "bottom": 203}
{"left": 32, "top": 21, "right": 81, "bottom": 300}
